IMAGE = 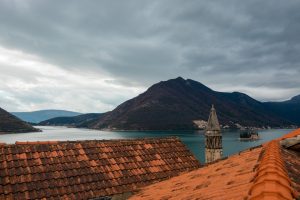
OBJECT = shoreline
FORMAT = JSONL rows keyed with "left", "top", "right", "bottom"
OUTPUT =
{"left": 35, "top": 125, "right": 298, "bottom": 132}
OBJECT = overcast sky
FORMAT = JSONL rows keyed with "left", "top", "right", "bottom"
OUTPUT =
{"left": 0, "top": 0, "right": 300, "bottom": 112}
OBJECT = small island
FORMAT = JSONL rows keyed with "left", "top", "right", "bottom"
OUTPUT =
{"left": 239, "top": 129, "right": 259, "bottom": 141}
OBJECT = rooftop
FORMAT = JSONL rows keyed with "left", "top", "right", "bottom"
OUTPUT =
{"left": 130, "top": 128, "right": 300, "bottom": 200}
{"left": 0, "top": 137, "right": 200, "bottom": 199}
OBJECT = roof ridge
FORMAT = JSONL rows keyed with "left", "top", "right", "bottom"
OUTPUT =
{"left": 15, "top": 141, "right": 59, "bottom": 145}
{"left": 247, "top": 140, "right": 296, "bottom": 200}
{"left": 12, "top": 137, "right": 181, "bottom": 145}
{"left": 201, "top": 145, "right": 263, "bottom": 167}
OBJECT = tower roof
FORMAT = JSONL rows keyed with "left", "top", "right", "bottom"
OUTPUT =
{"left": 206, "top": 105, "right": 221, "bottom": 131}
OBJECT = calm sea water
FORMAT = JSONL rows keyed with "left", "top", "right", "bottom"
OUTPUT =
{"left": 0, "top": 126, "right": 294, "bottom": 162}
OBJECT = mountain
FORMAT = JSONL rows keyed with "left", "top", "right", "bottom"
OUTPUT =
{"left": 11, "top": 110, "right": 82, "bottom": 123}
{"left": 39, "top": 113, "right": 103, "bottom": 127}
{"left": 0, "top": 107, "right": 39, "bottom": 133}
{"left": 88, "top": 77, "right": 292, "bottom": 130}
{"left": 264, "top": 95, "right": 300, "bottom": 125}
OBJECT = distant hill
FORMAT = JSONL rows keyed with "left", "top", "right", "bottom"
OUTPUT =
{"left": 264, "top": 95, "right": 300, "bottom": 125}
{"left": 0, "top": 107, "right": 39, "bottom": 134}
{"left": 88, "top": 77, "right": 292, "bottom": 130}
{"left": 11, "top": 110, "right": 82, "bottom": 123}
{"left": 39, "top": 113, "right": 103, "bottom": 127}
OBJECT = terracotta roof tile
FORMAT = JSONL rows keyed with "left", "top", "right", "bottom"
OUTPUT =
{"left": 0, "top": 137, "right": 200, "bottom": 199}
{"left": 247, "top": 141, "right": 294, "bottom": 200}
{"left": 130, "top": 129, "right": 300, "bottom": 200}
{"left": 281, "top": 137, "right": 300, "bottom": 197}
{"left": 130, "top": 146, "right": 263, "bottom": 200}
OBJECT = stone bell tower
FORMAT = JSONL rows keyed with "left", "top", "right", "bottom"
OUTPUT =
{"left": 205, "top": 105, "right": 222, "bottom": 163}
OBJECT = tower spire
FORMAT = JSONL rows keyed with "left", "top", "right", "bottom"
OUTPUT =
{"left": 205, "top": 105, "right": 222, "bottom": 163}
{"left": 206, "top": 104, "right": 220, "bottom": 131}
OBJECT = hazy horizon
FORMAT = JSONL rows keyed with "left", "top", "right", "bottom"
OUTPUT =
{"left": 7, "top": 77, "right": 300, "bottom": 113}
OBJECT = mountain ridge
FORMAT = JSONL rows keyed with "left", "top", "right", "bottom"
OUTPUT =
{"left": 11, "top": 109, "right": 82, "bottom": 123}
{"left": 36, "top": 77, "right": 299, "bottom": 130}
{"left": 0, "top": 107, "right": 39, "bottom": 134}
{"left": 39, "top": 113, "right": 103, "bottom": 127}
{"left": 86, "top": 77, "right": 295, "bottom": 130}
{"left": 264, "top": 95, "right": 300, "bottom": 125}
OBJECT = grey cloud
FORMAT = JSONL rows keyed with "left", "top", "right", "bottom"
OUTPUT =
{"left": 0, "top": 0, "right": 300, "bottom": 111}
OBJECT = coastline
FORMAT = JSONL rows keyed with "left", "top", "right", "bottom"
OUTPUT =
{"left": 33, "top": 124, "right": 299, "bottom": 132}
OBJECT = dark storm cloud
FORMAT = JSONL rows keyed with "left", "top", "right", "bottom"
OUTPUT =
{"left": 0, "top": 0, "right": 300, "bottom": 111}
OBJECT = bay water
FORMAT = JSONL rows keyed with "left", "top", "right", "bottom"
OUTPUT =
{"left": 0, "top": 126, "right": 293, "bottom": 162}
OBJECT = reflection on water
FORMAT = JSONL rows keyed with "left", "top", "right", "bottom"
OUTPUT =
{"left": 0, "top": 126, "right": 294, "bottom": 162}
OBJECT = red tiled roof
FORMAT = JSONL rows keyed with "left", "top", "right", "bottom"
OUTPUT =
{"left": 282, "top": 144, "right": 300, "bottom": 198}
{"left": 279, "top": 128, "right": 300, "bottom": 198}
{"left": 0, "top": 137, "right": 200, "bottom": 199}
{"left": 130, "top": 146, "right": 263, "bottom": 200}
{"left": 130, "top": 129, "right": 300, "bottom": 200}
{"left": 248, "top": 141, "right": 294, "bottom": 200}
